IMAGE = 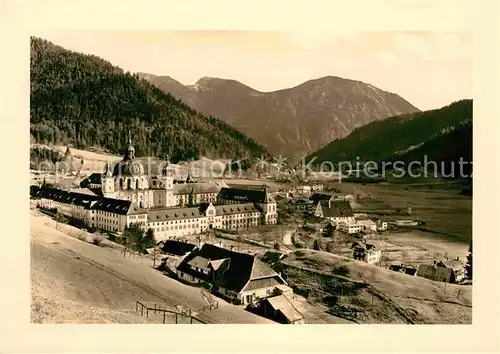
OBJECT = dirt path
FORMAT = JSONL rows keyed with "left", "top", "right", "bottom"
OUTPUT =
{"left": 31, "top": 214, "right": 273, "bottom": 324}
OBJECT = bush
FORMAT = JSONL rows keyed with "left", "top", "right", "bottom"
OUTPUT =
{"left": 90, "top": 234, "right": 103, "bottom": 246}
{"left": 291, "top": 286, "right": 310, "bottom": 298}
{"left": 273, "top": 242, "right": 280, "bottom": 250}
{"left": 332, "top": 265, "right": 350, "bottom": 277}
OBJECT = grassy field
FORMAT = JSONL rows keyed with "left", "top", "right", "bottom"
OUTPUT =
{"left": 325, "top": 182, "right": 472, "bottom": 243}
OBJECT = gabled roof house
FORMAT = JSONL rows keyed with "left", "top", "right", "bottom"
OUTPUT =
{"left": 176, "top": 243, "right": 287, "bottom": 305}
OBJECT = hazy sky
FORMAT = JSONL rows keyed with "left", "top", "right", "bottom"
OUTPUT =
{"left": 34, "top": 30, "right": 472, "bottom": 110}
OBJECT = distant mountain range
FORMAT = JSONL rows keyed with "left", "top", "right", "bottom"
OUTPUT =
{"left": 137, "top": 73, "right": 420, "bottom": 162}
{"left": 30, "top": 37, "right": 270, "bottom": 163}
{"left": 305, "top": 99, "right": 473, "bottom": 179}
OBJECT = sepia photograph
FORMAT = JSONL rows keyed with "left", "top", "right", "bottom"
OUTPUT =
{"left": 2, "top": 0, "right": 499, "bottom": 353}
{"left": 29, "top": 30, "right": 473, "bottom": 325}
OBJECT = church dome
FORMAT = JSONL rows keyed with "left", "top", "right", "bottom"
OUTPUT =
{"left": 112, "top": 159, "right": 144, "bottom": 177}
{"left": 112, "top": 131, "right": 144, "bottom": 177}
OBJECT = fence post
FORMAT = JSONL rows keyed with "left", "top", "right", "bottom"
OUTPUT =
{"left": 141, "top": 305, "right": 144, "bottom": 316}
{"left": 163, "top": 311, "right": 166, "bottom": 324}
{"left": 146, "top": 308, "right": 149, "bottom": 318}
{"left": 175, "top": 313, "right": 178, "bottom": 324}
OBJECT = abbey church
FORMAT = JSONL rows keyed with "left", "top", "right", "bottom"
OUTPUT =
{"left": 34, "top": 135, "right": 278, "bottom": 240}
{"left": 99, "top": 134, "right": 175, "bottom": 209}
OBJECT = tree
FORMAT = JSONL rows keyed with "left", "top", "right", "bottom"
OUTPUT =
{"left": 145, "top": 228, "right": 155, "bottom": 247}
{"left": 325, "top": 242, "right": 333, "bottom": 253}
{"left": 313, "top": 239, "right": 321, "bottom": 250}
{"left": 149, "top": 246, "right": 162, "bottom": 268}
{"left": 465, "top": 240, "right": 472, "bottom": 281}
{"left": 122, "top": 224, "right": 154, "bottom": 256}
{"left": 273, "top": 242, "right": 280, "bottom": 251}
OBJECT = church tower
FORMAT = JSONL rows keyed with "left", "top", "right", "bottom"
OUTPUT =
{"left": 102, "top": 161, "right": 115, "bottom": 197}
{"left": 262, "top": 185, "right": 277, "bottom": 224}
{"left": 160, "top": 154, "right": 175, "bottom": 207}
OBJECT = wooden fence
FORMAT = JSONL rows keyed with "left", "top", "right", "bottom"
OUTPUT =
{"left": 135, "top": 301, "right": 206, "bottom": 324}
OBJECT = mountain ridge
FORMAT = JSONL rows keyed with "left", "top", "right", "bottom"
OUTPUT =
{"left": 305, "top": 99, "right": 472, "bottom": 179}
{"left": 137, "top": 72, "right": 420, "bottom": 162}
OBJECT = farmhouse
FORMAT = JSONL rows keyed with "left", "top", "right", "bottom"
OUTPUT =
{"left": 417, "top": 263, "right": 454, "bottom": 283}
{"left": 351, "top": 241, "right": 381, "bottom": 264}
{"left": 416, "top": 259, "right": 465, "bottom": 284}
{"left": 176, "top": 244, "right": 287, "bottom": 305}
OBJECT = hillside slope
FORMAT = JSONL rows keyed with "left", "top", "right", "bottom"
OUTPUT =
{"left": 281, "top": 250, "right": 471, "bottom": 324}
{"left": 137, "top": 73, "right": 420, "bottom": 161}
{"left": 30, "top": 211, "right": 273, "bottom": 324}
{"left": 30, "top": 37, "right": 269, "bottom": 163}
{"left": 306, "top": 99, "right": 472, "bottom": 177}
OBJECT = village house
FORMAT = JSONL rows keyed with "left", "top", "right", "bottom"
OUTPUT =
{"left": 376, "top": 220, "right": 388, "bottom": 231}
{"left": 261, "top": 251, "right": 287, "bottom": 267}
{"left": 312, "top": 200, "right": 355, "bottom": 225}
{"left": 310, "top": 184, "right": 324, "bottom": 192}
{"left": 417, "top": 259, "right": 465, "bottom": 283}
{"left": 356, "top": 219, "right": 378, "bottom": 232}
{"left": 338, "top": 221, "right": 363, "bottom": 234}
{"left": 295, "top": 185, "right": 312, "bottom": 195}
{"left": 257, "top": 292, "right": 304, "bottom": 324}
{"left": 303, "top": 215, "right": 333, "bottom": 232}
{"left": 176, "top": 244, "right": 287, "bottom": 305}
{"left": 310, "top": 192, "right": 334, "bottom": 205}
{"left": 436, "top": 259, "right": 466, "bottom": 283}
{"left": 389, "top": 264, "right": 417, "bottom": 276}
{"left": 160, "top": 239, "right": 198, "bottom": 258}
{"left": 289, "top": 198, "right": 313, "bottom": 214}
{"left": 351, "top": 241, "right": 381, "bottom": 264}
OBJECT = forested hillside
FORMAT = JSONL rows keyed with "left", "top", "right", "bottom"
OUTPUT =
{"left": 305, "top": 99, "right": 472, "bottom": 178}
{"left": 30, "top": 37, "right": 270, "bottom": 163}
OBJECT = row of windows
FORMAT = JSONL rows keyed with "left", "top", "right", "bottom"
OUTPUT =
{"left": 153, "top": 224, "right": 200, "bottom": 232}
{"left": 223, "top": 218, "right": 259, "bottom": 225}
